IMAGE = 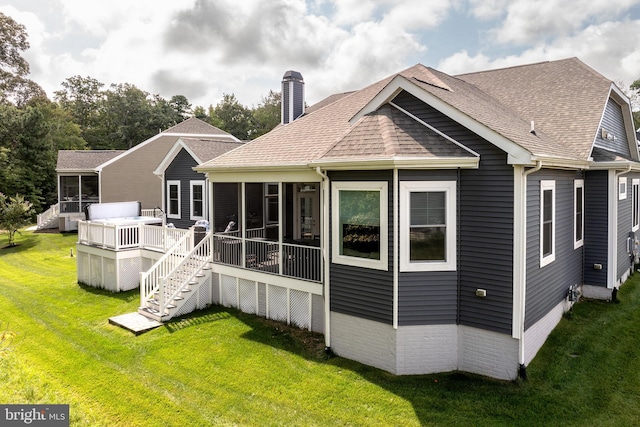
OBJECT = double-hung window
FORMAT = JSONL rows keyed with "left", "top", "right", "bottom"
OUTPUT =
{"left": 332, "top": 181, "right": 388, "bottom": 270}
{"left": 540, "top": 180, "right": 555, "bottom": 267}
{"left": 190, "top": 180, "right": 205, "bottom": 220}
{"left": 633, "top": 179, "right": 640, "bottom": 231}
{"left": 167, "top": 180, "right": 181, "bottom": 219}
{"left": 400, "top": 181, "right": 456, "bottom": 271}
{"left": 574, "top": 179, "right": 584, "bottom": 248}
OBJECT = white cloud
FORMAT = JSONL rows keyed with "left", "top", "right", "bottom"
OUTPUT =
{"left": 438, "top": 19, "right": 640, "bottom": 86}
{"left": 490, "top": 0, "right": 638, "bottom": 45}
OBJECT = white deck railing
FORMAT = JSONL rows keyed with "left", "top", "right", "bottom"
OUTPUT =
{"left": 139, "top": 229, "right": 192, "bottom": 308}
{"left": 212, "top": 233, "right": 322, "bottom": 283}
{"left": 77, "top": 221, "right": 189, "bottom": 252}
{"left": 37, "top": 203, "right": 60, "bottom": 228}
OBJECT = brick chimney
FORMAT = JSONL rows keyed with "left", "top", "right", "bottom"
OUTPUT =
{"left": 281, "top": 70, "right": 304, "bottom": 125}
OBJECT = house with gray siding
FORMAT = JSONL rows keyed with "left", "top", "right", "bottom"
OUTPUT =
{"left": 154, "top": 137, "right": 243, "bottom": 229}
{"left": 186, "top": 59, "right": 639, "bottom": 380}
{"left": 39, "top": 117, "right": 239, "bottom": 231}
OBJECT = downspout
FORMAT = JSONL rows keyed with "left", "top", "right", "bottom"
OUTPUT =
{"left": 517, "top": 160, "right": 542, "bottom": 379}
{"left": 393, "top": 169, "right": 399, "bottom": 329}
{"left": 315, "top": 167, "right": 331, "bottom": 349}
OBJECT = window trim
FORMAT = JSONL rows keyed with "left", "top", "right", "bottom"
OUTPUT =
{"left": 619, "top": 177, "right": 627, "bottom": 200}
{"left": 574, "top": 179, "right": 584, "bottom": 249}
{"left": 190, "top": 180, "right": 205, "bottom": 221}
{"left": 400, "top": 181, "right": 457, "bottom": 272}
{"left": 331, "top": 181, "right": 388, "bottom": 271}
{"left": 167, "top": 180, "right": 181, "bottom": 219}
{"left": 540, "top": 180, "right": 555, "bottom": 267}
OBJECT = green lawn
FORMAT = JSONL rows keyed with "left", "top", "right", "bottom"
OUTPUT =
{"left": 2, "top": 230, "right": 640, "bottom": 426}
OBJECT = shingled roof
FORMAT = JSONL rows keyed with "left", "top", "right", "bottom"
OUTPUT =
{"left": 457, "top": 57, "right": 613, "bottom": 161}
{"left": 178, "top": 137, "right": 244, "bottom": 163}
{"left": 163, "top": 117, "right": 231, "bottom": 136}
{"left": 198, "top": 58, "right": 626, "bottom": 172}
{"left": 57, "top": 150, "right": 125, "bottom": 172}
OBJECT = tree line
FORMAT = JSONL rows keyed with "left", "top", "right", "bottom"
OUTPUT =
{"left": 0, "top": 12, "right": 281, "bottom": 215}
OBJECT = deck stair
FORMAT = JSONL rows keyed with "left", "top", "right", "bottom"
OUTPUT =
{"left": 138, "top": 231, "right": 212, "bottom": 322}
{"left": 36, "top": 203, "right": 60, "bottom": 230}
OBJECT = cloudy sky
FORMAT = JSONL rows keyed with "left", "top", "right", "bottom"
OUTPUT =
{"left": 2, "top": 0, "right": 640, "bottom": 109}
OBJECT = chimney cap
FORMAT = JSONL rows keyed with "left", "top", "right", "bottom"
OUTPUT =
{"left": 283, "top": 70, "right": 304, "bottom": 81}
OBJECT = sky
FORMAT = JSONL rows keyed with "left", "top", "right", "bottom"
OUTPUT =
{"left": 2, "top": 0, "right": 640, "bottom": 109}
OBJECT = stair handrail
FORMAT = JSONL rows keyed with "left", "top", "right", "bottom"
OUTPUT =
{"left": 139, "top": 228, "right": 194, "bottom": 308}
{"left": 157, "top": 232, "right": 212, "bottom": 315}
{"left": 37, "top": 203, "right": 60, "bottom": 228}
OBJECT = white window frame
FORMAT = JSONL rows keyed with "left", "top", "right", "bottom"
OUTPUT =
{"left": 540, "top": 180, "right": 555, "bottom": 267}
{"left": 574, "top": 179, "right": 584, "bottom": 249}
{"left": 190, "top": 180, "right": 205, "bottom": 221}
{"left": 633, "top": 179, "right": 640, "bottom": 232}
{"left": 400, "top": 181, "right": 457, "bottom": 272}
{"left": 167, "top": 180, "right": 181, "bottom": 219}
{"left": 619, "top": 177, "right": 627, "bottom": 200}
{"left": 331, "top": 181, "right": 388, "bottom": 271}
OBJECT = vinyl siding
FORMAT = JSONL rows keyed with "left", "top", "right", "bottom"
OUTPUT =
{"left": 397, "top": 170, "right": 458, "bottom": 326}
{"left": 594, "top": 98, "right": 630, "bottom": 157}
{"left": 584, "top": 170, "right": 609, "bottom": 287}
{"left": 101, "top": 134, "right": 180, "bottom": 208}
{"left": 165, "top": 149, "right": 204, "bottom": 229}
{"left": 525, "top": 170, "right": 583, "bottom": 330}
{"left": 329, "top": 170, "right": 394, "bottom": 324}
{"left": 394, "top": 91, "right": 514, "bottom": 334}
{"left": 617, "top": 172, "right": 640, "bottom": 280}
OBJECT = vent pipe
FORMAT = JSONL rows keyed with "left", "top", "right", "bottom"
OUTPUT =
{"left": 281, "top": 70, "right": 304, "bottom": 125}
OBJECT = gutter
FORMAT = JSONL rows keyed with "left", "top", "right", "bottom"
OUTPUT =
{"left": 608, "top": 165, "right": 633, "bottom": 289}
{"left": 315, "top": 167, "right": 331, "bottom": 350}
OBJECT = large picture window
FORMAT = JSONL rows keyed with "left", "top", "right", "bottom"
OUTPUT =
{"left": 540, "top": 180, "right": 555, "bottom": 267}
{"left": 190, "top": 180, "right": 205, "bottom": 220}
{"left": 167, "top": 180, "right": 181, "bottom": 219}
{"left": 400, "top": 181, "right": 456, "bottom": 271}
{"left": 574, "top": 179, "right": 584, "bottom": 248}
{"left": 332, "top": 181, "right": 388, "bottom": 270}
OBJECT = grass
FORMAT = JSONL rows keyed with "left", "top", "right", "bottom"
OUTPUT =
{"left": 1, "top": 230, "right": 640, "bottom": 426}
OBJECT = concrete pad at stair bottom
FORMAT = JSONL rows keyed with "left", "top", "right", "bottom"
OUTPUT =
{"left": 108, "top": 312, "right": 162, "bottom": 335}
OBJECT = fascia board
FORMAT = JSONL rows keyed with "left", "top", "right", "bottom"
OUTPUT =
{"left": 309, "top": 157, "right": 479, "bottom": 170}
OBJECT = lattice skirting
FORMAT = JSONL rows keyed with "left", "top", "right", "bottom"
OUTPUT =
{"left": 215, "top": 273, "right": 322, "bottom": 332}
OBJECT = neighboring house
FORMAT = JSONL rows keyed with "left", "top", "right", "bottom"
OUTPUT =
{"left": 38, "top": 150, "right": 125, "bottom": 230}
{"left": 39, "top": 117, "right": 240, "bottom": 231}
{"left": 154, "top": 137, "right": 243, "bottom": 229}
{"left": 77, "top": 60, "right": 638, "bottom": 381}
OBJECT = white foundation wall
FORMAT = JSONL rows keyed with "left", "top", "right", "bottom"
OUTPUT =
{"left": 523, "top": 299, "right": 570, "bottom": 366}
{"left": 395, "top": 324, "right": 458, "bottom": 375}
{"left": 331, "top": 312, "right": 521, "bottom": 379}
{"left": 330, "top": 312, "right": 397, "bottom": 373}
{"left": 457, "top": 326, "right": 519, "bottom": 380}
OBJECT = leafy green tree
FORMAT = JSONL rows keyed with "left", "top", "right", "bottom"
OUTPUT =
{"left": 0, "top": 12, "right": 46, "bottom": 106}
{"left": 0, "top": 192, "right": 34, "bottom": 247}
{"left": 211, "top": 93, "right": 253, "bottom": 140}
{"left": 250, "top": 90, "right": 281, "bottom": 138}
{"left": 631, "top": 79, "right": 640, "bottom": 131}
{"left": 54, "top": 75, "right": 105, "bottom": 146}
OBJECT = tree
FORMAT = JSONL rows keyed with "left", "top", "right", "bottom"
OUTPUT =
{"left": 54, "top": 75, "right": 105, "bottom": 146}
{"left": 630, "top": 79, "right": 640, "bottom": 131}
{"left": 250, "top": 90, "right": 281, "bottom": 138}
{"left": 211, "top": 93, "right": 253, "bottom": 140}
{"left": 0, "top": 12, "right": 46, "bottom": 106}
{"left": 0, "top": 192, "right": 34, "bottom": 247}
